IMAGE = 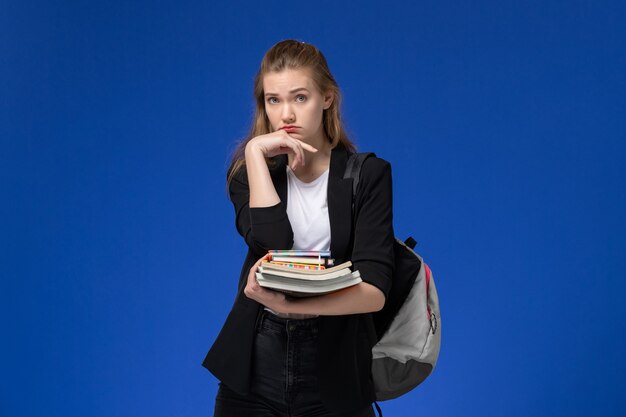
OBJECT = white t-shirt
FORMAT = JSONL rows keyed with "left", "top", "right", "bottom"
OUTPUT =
{"left": 264, "top": 165, "right": 331, "bottom": 319}
{"left": 285, "top": 166, "right": 331, "bottom": 252}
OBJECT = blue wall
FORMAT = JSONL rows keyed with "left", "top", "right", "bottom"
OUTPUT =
{"left": 2, "top": 1, "right": 625, "bottom": 416}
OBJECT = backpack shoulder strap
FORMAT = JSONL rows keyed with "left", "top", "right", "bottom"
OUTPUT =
{"left": 343, "top": 152, "right": 376, "bottom": 206}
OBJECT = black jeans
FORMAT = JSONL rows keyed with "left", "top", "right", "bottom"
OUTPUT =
{"left": 214, "top": 310, "right": 375, "bottom": 417}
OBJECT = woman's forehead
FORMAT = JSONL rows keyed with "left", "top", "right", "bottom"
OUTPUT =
{"left": 263, "top": 69, "right": 317, "bottom": 93}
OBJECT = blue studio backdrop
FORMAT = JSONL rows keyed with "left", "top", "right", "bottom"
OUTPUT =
{"left": 1, "top": 1, "right": 625, "bottom": 416}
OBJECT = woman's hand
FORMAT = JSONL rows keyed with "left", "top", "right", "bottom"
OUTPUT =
{"left": 246, "top": 130, "right": 318, "bottom": 171}
{"left": 243, "top": 253, "right": 288, "bottom": 312}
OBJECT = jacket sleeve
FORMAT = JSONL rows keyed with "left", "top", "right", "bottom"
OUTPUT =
{"left": 227, "top": 163, "right": 294, "bottom": 258}
{"left": 351, "top": 158, "right": 395, "bottom": 299}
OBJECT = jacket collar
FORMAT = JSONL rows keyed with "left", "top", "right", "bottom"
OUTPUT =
{"left": 273, "top": 142, "right": 354, "bottom": 263}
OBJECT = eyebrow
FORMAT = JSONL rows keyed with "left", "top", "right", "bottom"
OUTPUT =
{"left": 264, "top": 87, "right": 310, "bottom": 97}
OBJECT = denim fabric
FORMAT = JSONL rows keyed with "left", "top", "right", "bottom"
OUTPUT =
{"left": 214, "top": 310, "right": 375, "bottom": 417}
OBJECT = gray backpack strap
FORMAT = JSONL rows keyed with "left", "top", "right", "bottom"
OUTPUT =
{"left": 344, "top": 151, "right": 384, "bottom": 415}
{"left": 343, "top": 152, "right": 376, "bottom": 211}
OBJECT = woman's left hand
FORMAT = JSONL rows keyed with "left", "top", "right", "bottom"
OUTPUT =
{"left": 244, "top": 254, "right": 288, "bottom": 312}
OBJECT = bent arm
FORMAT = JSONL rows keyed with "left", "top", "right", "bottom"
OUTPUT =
{"left": 281, "top": 282, "right": 385, "bottom": 315}
{"left": 228, "top": 146, "right": 293, "bottom": 257}
{"left": 246, "top": 142, "right": 281, "bottom": 207}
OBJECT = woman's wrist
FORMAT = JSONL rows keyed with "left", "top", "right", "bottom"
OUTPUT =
{"left": 245, "top": 139, "right": 264, "bottom": 158}
{"left": 260, "top": 291, "right": 290, "bottom": 314}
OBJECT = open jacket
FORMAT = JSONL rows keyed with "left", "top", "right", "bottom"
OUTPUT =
{"left": 202, "top": 142, "right": 395, "bottom": 413}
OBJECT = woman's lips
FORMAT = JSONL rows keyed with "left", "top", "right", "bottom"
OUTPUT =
{"left": 281, "top": 126, "right": 299, "bottom": 132}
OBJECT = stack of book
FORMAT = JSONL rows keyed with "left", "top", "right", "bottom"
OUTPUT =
{"left": 256, "top": 250, "right": 362, "bottom": 297}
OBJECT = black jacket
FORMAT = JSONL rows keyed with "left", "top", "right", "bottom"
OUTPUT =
{"left": 202, "top": 142, "right": 395, "bottom": 413}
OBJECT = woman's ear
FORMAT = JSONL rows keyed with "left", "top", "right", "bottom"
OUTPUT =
{"left": 323, "top": 91, "right": 334, "bottom": 110}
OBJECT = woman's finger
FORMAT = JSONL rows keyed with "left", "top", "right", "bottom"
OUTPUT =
{"left": 285, "top": 139, "right": 302, "bottom": 171}
{"left": 295, "top": 140, "right": 306, "bottom": 168}
{"left": 294, "top": 142, "right": 304, "bottom": 170}
{"left": 294, "top": 139, "right": 319, "bottom": 168}
{"left": 253, "top": 254, "right": 268, "bottom": 273}
{"left": 249, "top": 254, "right": 267, "bottom": 281}
{"left": 282, "top": 134, "right": 301, "bottom": 169}
{"left": 298, "top": 141, "right": 318, "bottom": 153}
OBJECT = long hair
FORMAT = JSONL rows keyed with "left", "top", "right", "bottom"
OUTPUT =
{"left": 226, "top": 39, "right": 356, "bottom": 188}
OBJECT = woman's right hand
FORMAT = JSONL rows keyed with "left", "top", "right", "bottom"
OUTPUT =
{"left": 246, "top": 130, "right": 318, "bottom": 171}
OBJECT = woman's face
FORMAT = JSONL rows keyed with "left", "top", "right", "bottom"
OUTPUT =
{"left": 262, "top": 68, "right": 333, "bottom": 145}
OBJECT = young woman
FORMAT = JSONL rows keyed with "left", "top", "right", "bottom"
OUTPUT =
{"left": 202, "top": 39, "right": 395, "bottom": 417}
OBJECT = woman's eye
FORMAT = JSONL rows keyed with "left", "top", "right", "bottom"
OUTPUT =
{"left": 296, "top": 95, "right": 307, "bottom": 102}
{"left": 267, "top": 97, "right": 278, "bottom": 104}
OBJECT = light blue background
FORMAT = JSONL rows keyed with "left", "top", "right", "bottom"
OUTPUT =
{"left": 2, "top": 1, "right": 625, "bottom": 416}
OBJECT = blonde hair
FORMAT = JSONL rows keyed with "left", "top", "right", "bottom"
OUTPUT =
{"left": 226, "top": 39, "right": 356, "bottom": 187}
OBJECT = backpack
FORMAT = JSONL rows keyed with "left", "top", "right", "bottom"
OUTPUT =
{"left": 344, "top": 152, "right": 442, "bottom": 404}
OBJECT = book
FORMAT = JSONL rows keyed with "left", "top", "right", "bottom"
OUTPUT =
{"left": 258, "top": 250, "right": 360, "bottom": 296}
{"left": 268, "top": 249, "right": 331, "bottom": 257}
{"left": 268, "top": 255, "right": 335, "bottom": 266}
{"left": 267, "top": 261, "right": 328, "bottom": 271}
{"left": 260, "top": 260, "right": 352, "bottom": 275}
{"left": 256, "top": 270, "right": 362, "bottom": 297}
{"left": 258, "top": 265, "right": 352, "bottom": 281}
{"left": 267, "top": 249, "right": 334, "bottom": 267}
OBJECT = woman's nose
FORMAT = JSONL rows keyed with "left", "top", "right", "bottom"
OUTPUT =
{"left": 281, "top": 104, "right": 295, "bottom": 122}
